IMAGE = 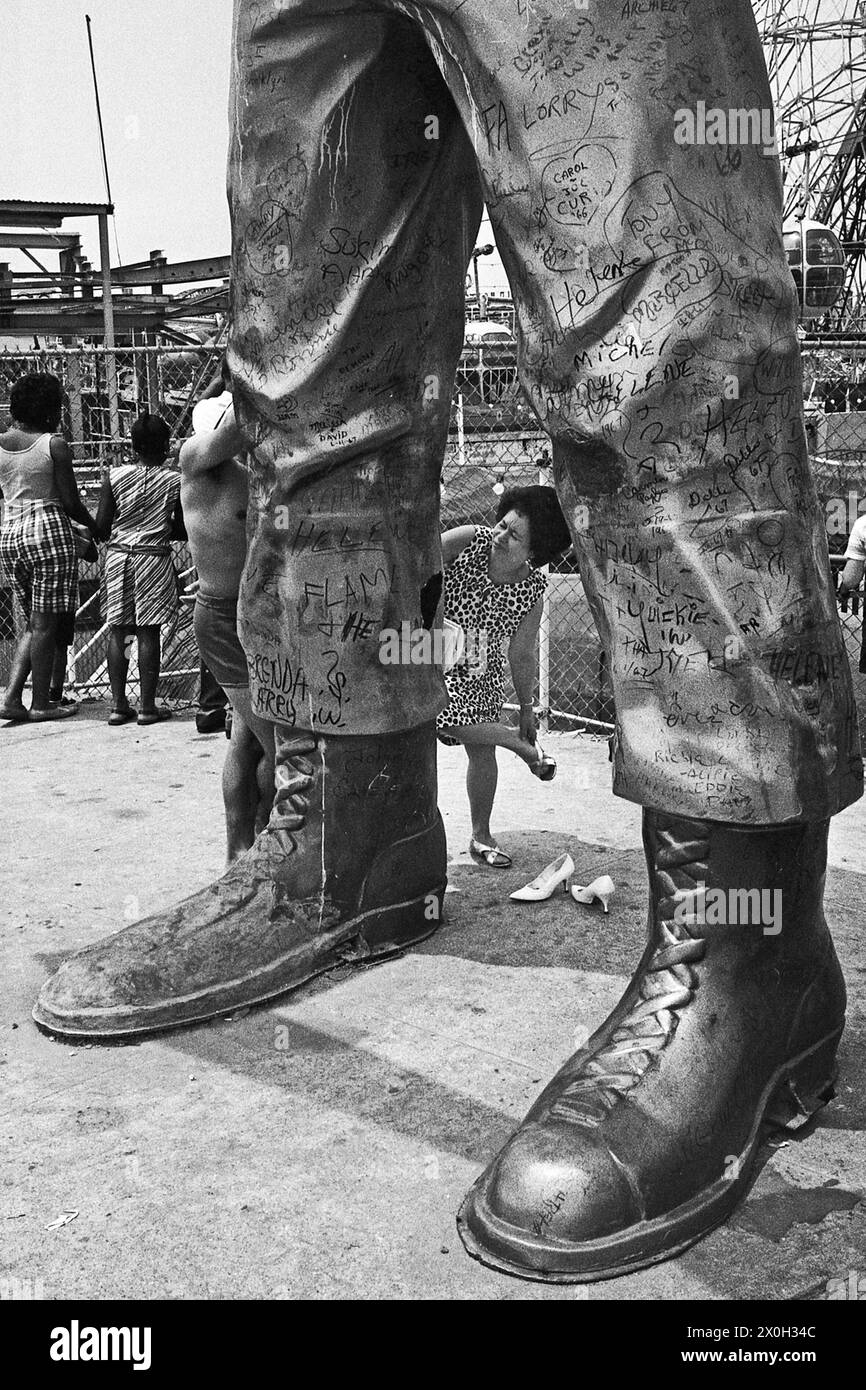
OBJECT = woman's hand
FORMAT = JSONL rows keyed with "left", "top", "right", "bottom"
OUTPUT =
{"left": 519, "top": 704, "right": 537, "bottom": 745}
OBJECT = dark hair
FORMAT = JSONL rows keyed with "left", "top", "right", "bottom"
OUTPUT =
{"left": 495, "top": 485, "right": 571, "bottom": 566}
{"left": 131, "top": 413, "right": 171, "bottom": 459}
{"left": 9, "top": 372, "right": 63, "bottom": 431}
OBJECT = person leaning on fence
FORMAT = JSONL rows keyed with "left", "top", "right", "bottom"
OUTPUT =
{"left": 181, "top": 401, "right": 276, "bottom": 864}
{"left": 5, "top": 521, "right": 99, "bottom": 714}
{"left": 49, "top": 523, "right": 99, "bottom": 707}
{"left": 837, "top": 511, "right": 866, "bottom": 673}
{"left": 190, "top": 357, "right": 236, "bottom": 736}
{"left": 96, "top": 413, "right": 185, "bottom": 727}
{"left": 436, "top": 486, "right": 572, "bottom": 868}
{"left": 0, "top": 371, "right": 98, "bottom": 723}
{"left": 838, "top": 512, "right": 866, "bottom": 601}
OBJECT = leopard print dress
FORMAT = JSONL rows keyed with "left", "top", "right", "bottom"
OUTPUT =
{"left": 437, "top": 526, "right": 546, "bottom": 745}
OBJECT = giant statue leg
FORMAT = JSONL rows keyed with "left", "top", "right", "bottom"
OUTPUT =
{"left": 430, "top": 1, "right": 862, "bottom": 1278}
{"left": 33, "top": 11, "right": 483, "bottom": 1037}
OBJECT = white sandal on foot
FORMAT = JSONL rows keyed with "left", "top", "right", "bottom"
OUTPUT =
{"left": 529, "top": 747, "right": 557, "bottom": 781}
{"left": 469, "top": 838, "right": 513, "bottom": 869}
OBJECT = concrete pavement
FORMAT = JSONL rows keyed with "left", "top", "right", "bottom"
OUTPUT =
{"left": 2, "top": 709, "right": 864, "bottom": 1300}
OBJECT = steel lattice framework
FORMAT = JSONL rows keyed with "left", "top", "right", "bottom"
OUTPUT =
{"left": 756, "top": 0, "right": 866, "bottom": 326}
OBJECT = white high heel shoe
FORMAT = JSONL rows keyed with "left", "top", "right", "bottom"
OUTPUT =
{"left": 510, "top": 852, "right": 575, "bottom": 902}
{"left": 570, "top": 874, "right": 615, "bottom": 914}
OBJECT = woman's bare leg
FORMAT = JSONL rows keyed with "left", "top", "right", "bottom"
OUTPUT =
{"left": 136, "top": 626, "right": 161, "bottom": 712}
{"left": 439, "top": 721, "right": 539, "bottom": 766}
{"left": 2, "top": 629, "right": 32, "bottom": 712}
{"left": 465, "top": 742, "right": 499, "bottom": 844}
{"left": 108, "top": 626, "right": 133, "bottom": 710}
{"left": 29, "top": 612, "right": 60, "bottom": 712}
{"left": 49, "top": 643, "right": 69, "bottom": 702}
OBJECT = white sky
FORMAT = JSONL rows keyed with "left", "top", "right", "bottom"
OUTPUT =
{"left": 2, "top": 0, "right": 504, "bottom": 290}
{"left": 4, "top": 3, "right": 862, "bottom": 295}
{"left": 3, "top": 1, "right": 233, "bottom": 269}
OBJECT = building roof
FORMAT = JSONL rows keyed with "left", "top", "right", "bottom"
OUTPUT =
{"left": 0, "top": 200, "right": 113, "bottom": 223}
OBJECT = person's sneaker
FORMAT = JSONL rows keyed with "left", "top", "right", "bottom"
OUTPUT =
{"left": 196, "top": 708, "right": 227, "bottom": 734}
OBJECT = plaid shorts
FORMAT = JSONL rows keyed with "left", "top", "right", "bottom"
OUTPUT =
{"left": 0, "top": 502, "right": 77, "bottom": 617}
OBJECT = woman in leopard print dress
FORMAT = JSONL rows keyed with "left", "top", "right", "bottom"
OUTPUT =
{"left": 437, "top": 486, "right": 571, "bottom": 867}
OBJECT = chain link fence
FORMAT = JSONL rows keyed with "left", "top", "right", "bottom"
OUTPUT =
{"left": 3, "top": 339, "right": 866, "bottom": 730}
{"left": 442, "top": 344, "right": 611, "bottom": 730}
{"left": 0, "top": 344, "right": 222, "bottom": 709}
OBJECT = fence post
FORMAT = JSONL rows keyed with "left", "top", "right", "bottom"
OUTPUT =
{"left": 145, "top": 338, "right": 160, "bottom": 413}
{"left": 67, "top": 343, "right": 84, "bottom": 450}
{"left": 537, "top": 456, "right": 553, "bottom": 736}
{"left": 98, "top": 212, "right": 121, "bottom": 448}
{"left": 456, "top": 388, "right": 466, "bottom": 467}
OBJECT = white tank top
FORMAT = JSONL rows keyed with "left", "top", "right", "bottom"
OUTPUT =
{"left": 0, "top": 433, "right": 61, "bottom": 505}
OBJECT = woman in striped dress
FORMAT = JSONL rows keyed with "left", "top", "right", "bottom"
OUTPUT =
{"left": 96, "top": 414, "right": 185, "bottom": 726}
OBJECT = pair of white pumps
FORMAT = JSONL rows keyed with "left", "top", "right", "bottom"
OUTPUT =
{"left": 509, "top": 851, "right": 615, "bottom": 911}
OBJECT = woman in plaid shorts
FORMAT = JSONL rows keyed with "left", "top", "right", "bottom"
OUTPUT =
{"left": 0, "top": 373, "right": 98, "bottom": 722}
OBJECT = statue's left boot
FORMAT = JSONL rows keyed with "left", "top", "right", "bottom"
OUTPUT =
{"left": 33, "top": 724, "right": 446, "bottom": 1039}
{"left": 457, "top": 811, "right": 845, "bottom": 1281}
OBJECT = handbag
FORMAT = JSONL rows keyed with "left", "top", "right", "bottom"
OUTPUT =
{"left": 441, "top": 618, "right": 466, "bottom": 672}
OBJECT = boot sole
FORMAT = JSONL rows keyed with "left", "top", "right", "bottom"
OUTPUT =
{"left": 456, "top": 1025, "right": 842, "bottom": 1283}
{"left": 32, "top": 887, "right": 446, "bottom": 1041}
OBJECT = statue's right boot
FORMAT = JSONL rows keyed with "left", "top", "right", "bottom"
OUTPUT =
{"left": 33, "top": 723, "right": 446, "bottom": 1040}
{"left": 458, "top": 811, "right": 846, "bottom": 1281}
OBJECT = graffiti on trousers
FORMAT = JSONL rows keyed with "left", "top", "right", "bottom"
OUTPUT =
{"left": 248, "top": 649, "right": 349, "bottom": 728}
{"left": 228, "top": 0, "right": 859, "bottom": 816}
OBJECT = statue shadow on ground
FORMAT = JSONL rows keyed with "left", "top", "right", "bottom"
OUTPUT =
{"left": 29, "top": 953, "right": 521, "bottom": 1166}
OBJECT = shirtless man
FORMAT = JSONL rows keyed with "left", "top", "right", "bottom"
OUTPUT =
{"left": 180, "top": 403, "right": 275, "bottom": 863}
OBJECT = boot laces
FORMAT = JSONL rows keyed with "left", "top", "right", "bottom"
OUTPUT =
{"left": 550, "top": 820, "right": 710, "bottom": 1126}
{"left": 253, "top": 733, "right": 318, "bottom": 858}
